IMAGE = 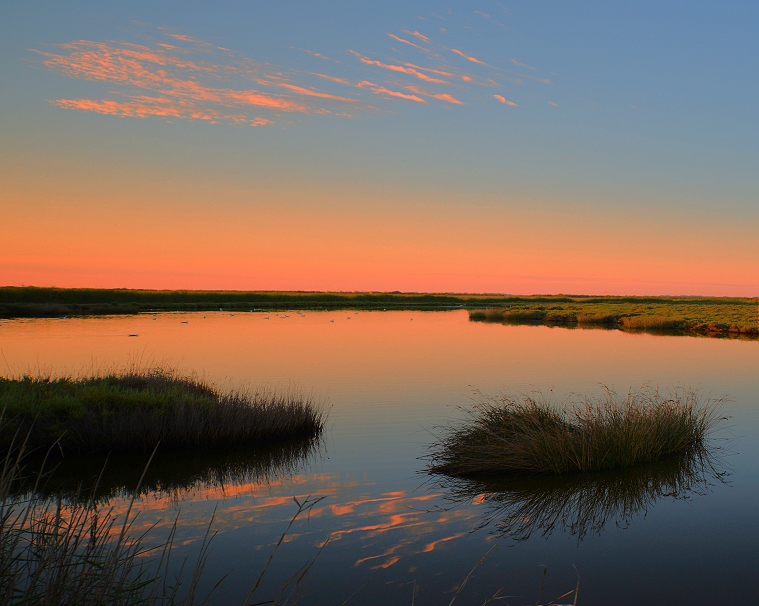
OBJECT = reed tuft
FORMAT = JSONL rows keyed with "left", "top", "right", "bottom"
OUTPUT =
{"left": 428, "top": 387, "right": 724, "bottom": 477}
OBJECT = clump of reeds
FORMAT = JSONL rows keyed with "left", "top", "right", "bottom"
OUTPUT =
{"left": 0, "top": 368, "right": 325, "bottom": 456}
{"left": 428, "top": 387, "right": 723, "bottom": 477}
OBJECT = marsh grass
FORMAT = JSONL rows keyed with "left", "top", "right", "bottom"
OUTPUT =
{"left": 0, "top": 368, "right": 325, "bottom": 456}
{"left": 428, "top": 387, "right": 724, "bottom": 477}
{"left": 470, "top": 300, "right": 759, "bottom": 336}
{"left": 0, "top": 420, "right": 327, "bottom": 606}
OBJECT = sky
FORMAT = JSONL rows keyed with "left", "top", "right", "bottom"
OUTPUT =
{"left": 1, "top": 1, "right": 758, "bottom": 296}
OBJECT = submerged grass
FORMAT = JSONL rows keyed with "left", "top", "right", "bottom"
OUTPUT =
{"left": 0, "top": 368, "right": 324, "bottom": 456}
{"left": 428, "top": 387, "right": 724, "bottom": 477}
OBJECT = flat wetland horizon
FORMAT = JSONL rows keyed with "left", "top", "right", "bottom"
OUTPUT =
{"left": 1, "top": 285, "right": 757, "bottom": 339}
{"left": 1, "top": 309, "right": 757, "bottom": 605}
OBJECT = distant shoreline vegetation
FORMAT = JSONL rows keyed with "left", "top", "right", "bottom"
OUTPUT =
{"left": 0, "top": 367, "right": 324, "bottom": 456}
{"left": 0, "top": 286, "right": 756, "bottom": 338}
{"left": 469, "top": 300, "right": 759, "bottom": 337}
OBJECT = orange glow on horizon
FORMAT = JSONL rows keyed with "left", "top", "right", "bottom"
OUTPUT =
{"left": 2, "top": 183, "right": 757, "bottom": 296}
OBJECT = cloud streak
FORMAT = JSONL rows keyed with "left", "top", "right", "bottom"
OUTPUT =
{"left": 38, "top": 15, "right": 561, "bottom": 127}
{"left": 450, "top": 48, "right": 487, "bottom": 65}
{"left": 493, "top": 94, "right": 518, "bottom": 106}
{"left": 38, "top": 38, "right": 361, "bottom": 126}
{"left": 349, "top": 51, "right": 449, "bottom": 83}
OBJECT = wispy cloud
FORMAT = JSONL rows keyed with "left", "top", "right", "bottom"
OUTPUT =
{"left": 37, "top": 37, "right": 361, "bottom": 126}
{"left": 494, "top": 94, "right": 518, "bottom": 106}
{"left": 349, "top": 51, "right": 449, "bottom": 83}
{"left": 38, "top": 10, "right": 561, "bottom": 127}
{"left": 406, "top": 85, "right": 464, "bottom": 104}
{"left": 450, "top": 48, "right": 488, "bottom": 65}
{"left": 511, "top": 58, "right": 538, "bottom": 71}
{"left": 406, "top": 30, "right": 431, "bottom": 43}
{"left": 387, "top": 33, "right": 430, "bottom": 53}
{"left": 357, "top": 81, "right": 426, "bottom": 103}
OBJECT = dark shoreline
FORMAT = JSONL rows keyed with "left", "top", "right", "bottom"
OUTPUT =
{"left": 1, "top": 286, "right": 756, "bottom": 338}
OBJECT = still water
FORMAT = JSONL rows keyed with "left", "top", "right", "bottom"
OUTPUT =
{"left": 1, "top": 310, "right": 757, "bottom": 604}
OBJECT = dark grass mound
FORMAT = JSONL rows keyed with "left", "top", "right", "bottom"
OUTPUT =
{"left": 0, "top": 369, "right": 325, "bottom": 455}
{"left": 428, "top": 388, "right": 723, "bottom": 477}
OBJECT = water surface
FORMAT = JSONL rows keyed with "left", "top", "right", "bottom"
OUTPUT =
{"left": 1, "top": 311, "right": 756, "bottom": 604}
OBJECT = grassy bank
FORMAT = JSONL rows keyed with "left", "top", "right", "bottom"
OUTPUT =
{"left": 2, "top": 287, "right": 756, "bottom": 336}
{"left": 0, "top": 286, "right": 497, "bottom": 318}
{"left": 428, "top": 388, "right": 722, "bottom": 477}
{"left": 470, "top": 299, "right": 759, "bottom": 336}
{"left": 0, "top": 368, "right": 324, "bottom": 456}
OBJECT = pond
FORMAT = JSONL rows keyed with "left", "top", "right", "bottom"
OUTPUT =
{"left": 1, "top": 310, "right": 757, "bottom": 605}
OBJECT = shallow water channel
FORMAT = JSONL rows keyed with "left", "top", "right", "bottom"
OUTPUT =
{"left": 1, "top": 310, "right": 757, "bottom": 604}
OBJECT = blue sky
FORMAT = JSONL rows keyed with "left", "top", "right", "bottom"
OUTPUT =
{"left": 2, "top": 1, "right": 758, "bottom": 294}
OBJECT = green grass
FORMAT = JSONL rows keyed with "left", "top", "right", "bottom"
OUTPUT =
{"left": 2, "top": 287, "right": 756, "bottom": 336}
{"left": 428, "top": 388, "right": 723, "bottom": 477}
{"left": 0, "top": 286, "right": 491, "bottom": 317}
{"left": 0, "top": 368, "right": 324, "bottom": 456}
{"left": 470, "top": 298, "right": 759, "bottom": 336}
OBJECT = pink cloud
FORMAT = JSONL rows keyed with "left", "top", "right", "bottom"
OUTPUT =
{"left": 38, "top": 23, "right": 561, "bottom": 124}
{"left": 450, "top": 48, "right": 487, "bottom": 65}
{"left": 494, "top": 94, "right": 518, "bottom": 106}
{"left": 51, "top": 96, "right": 275, "bottom": 126}
{"left": 38, "top": 38, "right": 369, "bottom": 126}
{"left": 275, "top": 83, "right": 359, "bottom": 102}
{"left": 405, "top": 85, "right": 464, "bottom": 104}
{"left": 387, "top": 33, "right": 428, "bottom": 53}
{"left": 350, "top": 51, "right": 448, "bottom": 83}
{"left": 315, "top": 73, "right": 352, "bottom": 86}
{"left": 403, "top": 62, "right": 453, "bottom": 78}
{"left": 511, "top": 58, "right": 538, "bottom": 71}
{"left": 357, "top": 81, "right": 426, "bottom": 103}
{"left": 167, "top": 33, "right": 196, "bottom": 43}
{"left": 407, "top": 30, "right": 431, "bottom": 43}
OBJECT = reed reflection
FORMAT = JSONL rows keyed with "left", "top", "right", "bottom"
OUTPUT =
{"left": 26, "top": 436, "right": 323, "bottom": 504}
{"left": 433, "top": 448, "right": 728, "bottom": 542}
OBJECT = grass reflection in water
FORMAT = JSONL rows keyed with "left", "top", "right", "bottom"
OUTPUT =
{"left": 21, "top": 435, "right": 324, "bottom": 504}
{"left": 433, "top": 446, "right": 729, "bottom": 542}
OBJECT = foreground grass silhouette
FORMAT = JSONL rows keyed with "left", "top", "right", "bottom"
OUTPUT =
{"left": 428, "top": 388, "right": 723, "bottom": 477}
{"left": 0, "top": 437, "right": 325, "bottom": 605}
{"left": 0, "top": 368, "right": 324, "bottom": 455}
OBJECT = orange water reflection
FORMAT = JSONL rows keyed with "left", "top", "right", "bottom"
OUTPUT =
{"left": 3, "top": 311, "right": 758, "bottom": 603}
